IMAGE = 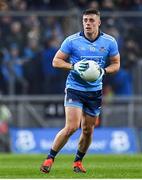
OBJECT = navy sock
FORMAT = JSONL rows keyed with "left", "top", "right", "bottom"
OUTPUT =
{"left": 74, "top": 150, "right": 85, "bottom": 162}
{"left": 47, "top": 149, "right": 58, "bottom": 160}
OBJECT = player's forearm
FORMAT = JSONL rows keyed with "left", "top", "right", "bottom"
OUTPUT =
{"left": 105, "top": 63, "right": 120, "bottom": 74}
{"left": 105, "top": 54, "right": 120, "bottom": 74}
{"left": 52, "top": 58, "right": 72, "bottom": 70}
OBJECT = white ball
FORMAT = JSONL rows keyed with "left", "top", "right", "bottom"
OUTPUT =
{"left": 80, "top": 60, "right": 100, "bottom": 82}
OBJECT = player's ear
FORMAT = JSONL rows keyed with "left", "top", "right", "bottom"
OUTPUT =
{"left": 99, "top": 20, "right": 101, "bottom": 26}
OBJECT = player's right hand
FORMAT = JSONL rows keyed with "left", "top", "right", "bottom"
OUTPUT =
{"left": 73, "top": 60, "right": 89, "bottom": 74}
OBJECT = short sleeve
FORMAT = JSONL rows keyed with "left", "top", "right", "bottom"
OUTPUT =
{"left": 109, "top": 39, "right": 119, "bottom": 57}
{"left": 60, "top": 37, "right": 72, "bottom": 55}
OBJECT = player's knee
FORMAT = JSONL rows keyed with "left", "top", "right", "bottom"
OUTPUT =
{"left": 64, "top": 127, "right": 78, "bottom": 137}
{"left": 82, "top": 127, "right": 93, "bottom": 136}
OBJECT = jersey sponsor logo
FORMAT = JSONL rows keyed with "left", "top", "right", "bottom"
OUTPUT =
{"left": 80, "top": 56, "right": 104, "bottom": 66}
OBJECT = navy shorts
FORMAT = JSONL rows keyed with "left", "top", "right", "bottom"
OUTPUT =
{"left": 64, "top": 88, "right": 102, "bottom": 117}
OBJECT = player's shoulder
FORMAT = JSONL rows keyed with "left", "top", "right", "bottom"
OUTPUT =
{"left": 65, "top": 32, "right": 82, "bottom": 42}
{"left": 101, "top": 32, "right": 116, "bottom": 42}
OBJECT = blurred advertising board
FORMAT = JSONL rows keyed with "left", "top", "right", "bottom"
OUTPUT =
{"left": 10, "top": 127, "right": 138, "bottom": 154}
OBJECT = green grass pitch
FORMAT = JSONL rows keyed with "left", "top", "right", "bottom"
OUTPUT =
{"left": 0, "top": 154, "right": 142, "bottom": 178}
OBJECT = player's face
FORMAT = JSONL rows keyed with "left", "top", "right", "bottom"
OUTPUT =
{"left": 83, "top": 14, "right": 101, "bottom": 35}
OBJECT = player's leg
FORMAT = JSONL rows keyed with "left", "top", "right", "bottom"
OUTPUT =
{"left": 51, "top": 106, "right": 82, "bottom": 151}
{"left": 73, "top": 90, "right": 102, "bottom": 173}
{"left": 73, "top": 114, "right": 98, "bottom": 173}
{"left": 40, "top": 106, "right": 82, "bottom": 173}
{"left": 78, "top": 114, "right": 98, "bottom": 153}
{"left": 51, "top": 88, "right": 84, "bottom": 153}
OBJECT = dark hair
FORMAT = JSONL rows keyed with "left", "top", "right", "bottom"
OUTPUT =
{"left": 83, "top": 9, "right": 100, "bottom": 17}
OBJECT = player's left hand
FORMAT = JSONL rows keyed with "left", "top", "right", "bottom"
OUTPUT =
{"left": 97, "top": 68, "right": 106, "bottom": 80}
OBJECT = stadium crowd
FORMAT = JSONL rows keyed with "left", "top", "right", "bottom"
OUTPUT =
{"left": 3, "top": 0, "right": 142, "bottom": 11}
{"left": 0, "top": 0, "right": 142, "bottom": 96}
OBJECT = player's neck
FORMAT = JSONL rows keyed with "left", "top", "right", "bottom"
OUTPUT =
{"left": 84, "top": 30, "right": 99, "bottom": 41}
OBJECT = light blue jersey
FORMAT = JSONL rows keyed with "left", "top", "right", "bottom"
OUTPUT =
{"left": 60, "top": 31, "right": 119, "bottom": 91}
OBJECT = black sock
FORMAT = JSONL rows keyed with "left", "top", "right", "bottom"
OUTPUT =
{"left": 47, "top": 149, "right": 58, "bottom": 160}
{"left": 74, "top": 150, "right": 85, "bottom": 162}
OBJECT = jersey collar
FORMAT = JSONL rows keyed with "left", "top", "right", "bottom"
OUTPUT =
{"left": 79, "top": 30, "right": 103, "bottom": 43}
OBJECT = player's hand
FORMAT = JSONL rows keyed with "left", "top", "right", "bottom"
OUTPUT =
{"left": 97, "top": 68, "right": 106, "bottom": 80}
{"left": 73, "top": 60, "right": 89, "bottom": 74}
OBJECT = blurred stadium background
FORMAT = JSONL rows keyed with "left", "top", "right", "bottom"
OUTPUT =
{"left": 0, "top": 0, "right": 142, "bottom": 155}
